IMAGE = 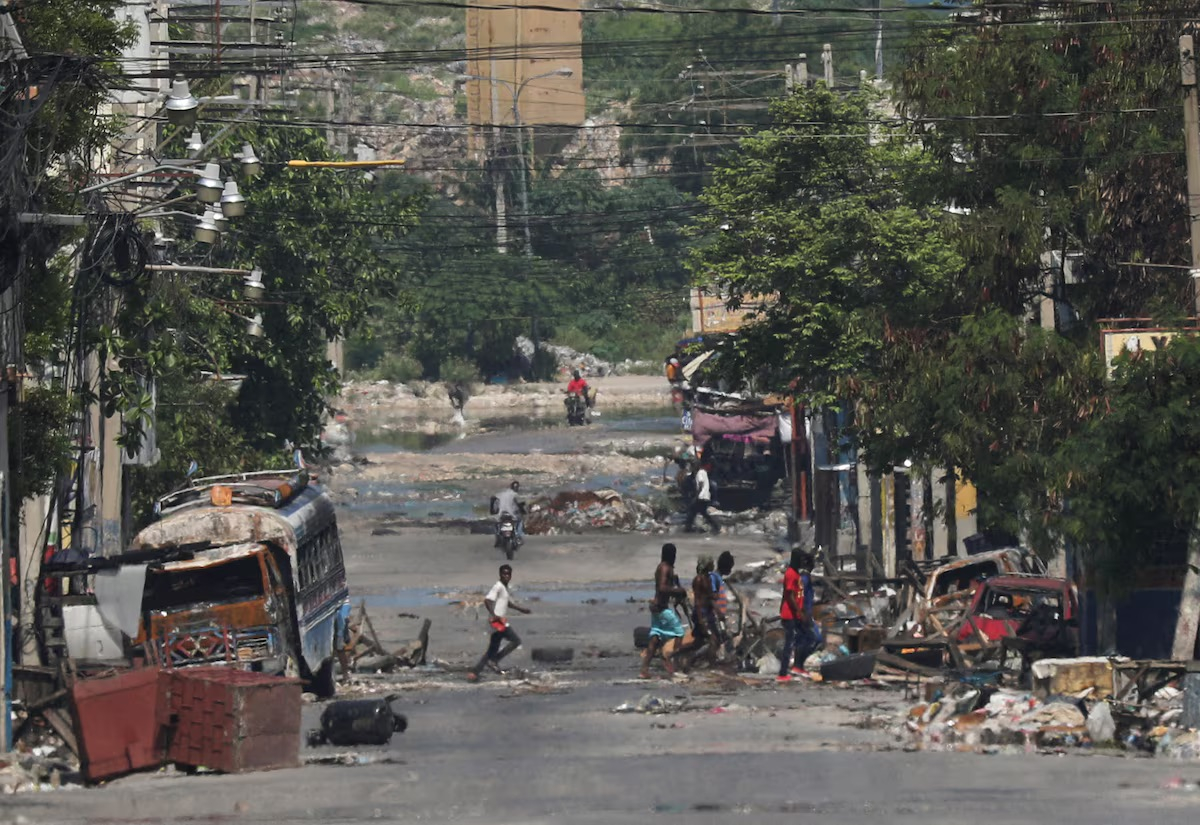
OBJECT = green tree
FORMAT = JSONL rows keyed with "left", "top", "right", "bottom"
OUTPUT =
{"left": 687, "top": 83, "right": 962, "bottom": 405}
{"left": 893, "top": 0, "right": 1190, "bottom": 321}
{"left": 0, "top": 1, "right": 135, "bottom": 506}
{"left": 1056, "top": 337, "right": 1200, "bottom": 590}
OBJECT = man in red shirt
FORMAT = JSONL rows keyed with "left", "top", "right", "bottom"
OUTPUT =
{"left": 777, "top": 547, "right": 807, "bottom": 682}
{"left": 566, "top": 369, "right": 589, "bottom": 396}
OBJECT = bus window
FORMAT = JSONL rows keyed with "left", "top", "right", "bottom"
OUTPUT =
{"left": 145, "top": 556, "right": 265, "bottom": 612}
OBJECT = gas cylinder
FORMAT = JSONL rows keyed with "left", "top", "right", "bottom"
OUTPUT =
{"left": 309, "top": 696, "right": 407, "bottom": 746}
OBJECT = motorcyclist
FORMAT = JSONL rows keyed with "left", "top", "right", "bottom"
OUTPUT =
{"left": 494, "top": 480, "right": 526, "bottom": 544}
{"left": 566, "top": 369, "right": 589, "bottom": 398}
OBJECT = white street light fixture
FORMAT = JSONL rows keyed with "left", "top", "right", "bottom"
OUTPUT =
{"left": 165, "top": 77, "right": 199, "bottom": 127}
{"left": 196, "top": 162, "right": 223, "bottom": 203}
{"left": 194, "top": 210, "right": 220, "bottom": 244}
{"left": 238, "top": 143, "right": 262, "bottom": 177}
{"left": 185, "top": 130, "right": 204, "bottom": 155}
{"left": 220, "top": 181, "right": 246, "bottom": 217}
{"left": 243, "top": 268, "right": 266, "bottom": 301}
{"left": 246, "top": 314, "right": 265, "bottom": 338}
{"left": 213, "top": 210, "right": 229, "bottom": 235}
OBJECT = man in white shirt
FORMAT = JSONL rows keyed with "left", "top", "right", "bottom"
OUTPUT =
{"left": 494, "top": 480, "right": 526, "bottom": 543}
{"left": 684, "top": 461, "right": 720, "bottom": 534}
{"left": 467, "top": 564, "right": 531, "bottom": 681}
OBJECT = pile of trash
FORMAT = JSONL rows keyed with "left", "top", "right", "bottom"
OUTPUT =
{"left": 516, "top": 337, "right": 613, "bottom": 378}
{"left": 526, "top": 489, "right": 662, "bottom": 534}
{"left": 900, "top": 663, "right": 1195, "bottom": 756}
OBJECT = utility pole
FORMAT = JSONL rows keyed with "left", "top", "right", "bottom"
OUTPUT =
{"left": 822, "top": 44, "right": 834, "bottom": 87}
{"left": 874, "top": 0, "right": 883, "bottom": 81}
{"left": 1173, "top": 34, "right": 1200, "bottom": 661}
{"left": 490, "top": 58, "right": 508, "bottom": 254}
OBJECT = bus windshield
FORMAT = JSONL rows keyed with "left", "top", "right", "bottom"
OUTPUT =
{"left": 144, "top": 555, "right": 265, "bottom": 612}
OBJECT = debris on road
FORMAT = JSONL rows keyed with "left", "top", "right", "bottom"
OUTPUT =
{"left": 612, "top": 694, "right": 689, "bottom": 714}
{"left": 308, "top": 696, "right": 408, "bottom": 747}
{"left": 525, "top": 489, "right": 661, "bottom": 534}
{"left": 343, "top": 602, "right": 432, "bottom": 674}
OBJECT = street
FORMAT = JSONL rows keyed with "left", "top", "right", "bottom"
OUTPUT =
{"left": 4, "top": 413, "right": 1194, "bottom": 824}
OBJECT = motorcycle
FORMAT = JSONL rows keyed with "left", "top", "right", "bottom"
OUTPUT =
{"left": 565, "top": 392, "right": 587, "bottom": 426}
{"left": 564, "top": 387, "right": 597, "bottom": 426}
{"left": 494, "top": 513, "right": 519, "bottom": 560}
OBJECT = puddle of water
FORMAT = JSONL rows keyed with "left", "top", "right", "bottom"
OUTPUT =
{"left": 353, "top": 407, "right": 677, "bottom": 456}
{"left": 354, "top": 430, "right": 462, "bottom": 453}
{"left": 360, "top": 580, "right": 651, "bottom": 610}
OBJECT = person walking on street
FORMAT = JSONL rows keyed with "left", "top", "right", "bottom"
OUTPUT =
{"left": 777, "top": 548, "right": 807, "bottom": 682}
{"left": 640, "top": 543, "right": 688, "bottom": 679}
{"left": 467, "top": 564, "right": 531, "bottom": 681}
{"left": 709, "top": 551, "right": 735, "bottom": 660}
{"left": 692, "top": 555, "right": 722, "bottom": 666}
{"left": 795, "top": 551, "right": 823, "bottom": 668}
{"left": 684, "top": 462, "right": 720, "bottom": 534}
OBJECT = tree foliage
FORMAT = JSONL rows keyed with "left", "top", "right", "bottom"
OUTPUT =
{"left": 687, "top": 84, "right": 963, "bottom": 405}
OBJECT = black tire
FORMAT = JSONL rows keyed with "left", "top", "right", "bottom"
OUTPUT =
{"left": 503, "top": 537, "right": 515, "bottom": 560}
{"left": 531, "top": 646, "right": 574, "bottom": 664}
{"left": 633, "top": 626, "right": 651, "bottom": 650}
{"left": 310, "top": 656, "right": 337, "bottom": 699}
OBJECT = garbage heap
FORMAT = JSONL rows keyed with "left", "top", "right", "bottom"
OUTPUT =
{"left": 901, "top": 658, "right": 1198, "bottom": 756}
{"left": 525, "top": 489, "right": 661, "bottom": 534}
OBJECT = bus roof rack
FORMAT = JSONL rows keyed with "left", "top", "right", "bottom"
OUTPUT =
{"left": 154, "top": 469, "right": 311, "bottom": 517}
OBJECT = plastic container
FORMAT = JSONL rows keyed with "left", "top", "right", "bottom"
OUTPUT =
{"left": 311, "top": 697, "right": 407, "bottom": 746}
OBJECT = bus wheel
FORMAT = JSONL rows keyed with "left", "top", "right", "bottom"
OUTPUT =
{"left": 311, "top": 657, "right": 337, "bottom": 698}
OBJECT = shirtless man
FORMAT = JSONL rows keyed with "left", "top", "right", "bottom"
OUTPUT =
{"left": 640, "top": 543, "right": 688, "bottom": 679}
{"left": 691, "top": 555, "right": 720, "bottom": 666}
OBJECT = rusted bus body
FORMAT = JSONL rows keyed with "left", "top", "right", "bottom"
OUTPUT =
{"left": 131, "top": 474, "right": 349, "bottom": 695}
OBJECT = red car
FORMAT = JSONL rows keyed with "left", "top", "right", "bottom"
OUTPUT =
{"left": 956, "top": 574, "right": 1080, "bottom": 653}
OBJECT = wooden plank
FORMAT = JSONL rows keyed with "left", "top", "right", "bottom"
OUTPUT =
{"left": 42, "top": 708, "right": 78, "bottom": 758}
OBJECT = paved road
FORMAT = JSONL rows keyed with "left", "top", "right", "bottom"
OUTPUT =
{"left": 6, "top": 424, "right": 1194, "bottom": 823}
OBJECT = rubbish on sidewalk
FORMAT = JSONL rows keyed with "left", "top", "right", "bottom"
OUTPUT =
{"left": 308, "top": 696, "right": 408, "bottom": 747}
{"left": 1031, "top": 657, "right": 1115, "bottom": 698}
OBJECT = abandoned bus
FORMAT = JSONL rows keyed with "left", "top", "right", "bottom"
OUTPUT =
{"left": 130, "top": 469, "right": 349, "bottom": 696}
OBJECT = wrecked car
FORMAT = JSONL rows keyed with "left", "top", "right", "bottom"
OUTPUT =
{"left": 955, "top": 574, "right": 1079, "bottom": 647}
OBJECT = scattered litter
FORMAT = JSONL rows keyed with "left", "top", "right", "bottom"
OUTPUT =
{"left": 612, "top": 694, "right": 689, "bottom": 715}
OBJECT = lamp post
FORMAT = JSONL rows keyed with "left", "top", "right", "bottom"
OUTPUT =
{"left": 462, "top": 67, "right": 573, "bottom": 257}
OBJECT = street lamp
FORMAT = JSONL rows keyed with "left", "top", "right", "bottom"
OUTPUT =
{"left": 462, "top": 67, "right": 573, "bottom": 257}
{"left": 220, "top": 181, "right": 246, "bottom": 217}
{"left": 238, "top": 143, "right": 262, "bottom": 177}
{"left": 194, "top": 210, "right": 220, "bottom": 244}
{"left": 165, "top": 77, "right": 199, "bottom": 127}
{"left": 195, "top": 162, "right": 224, "bottom": 203}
